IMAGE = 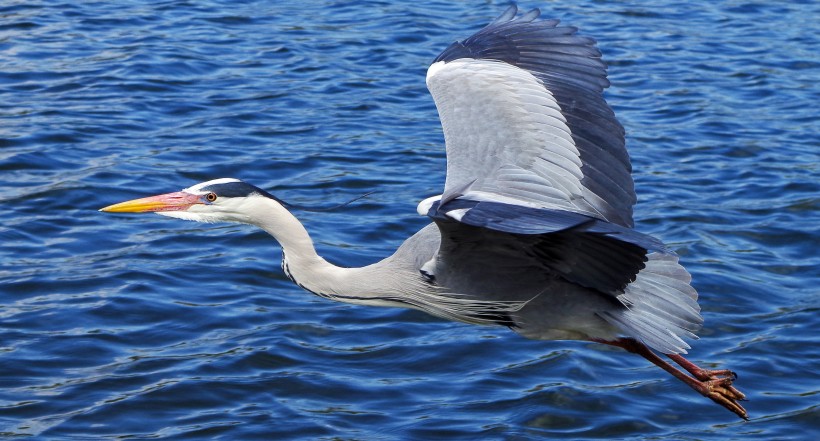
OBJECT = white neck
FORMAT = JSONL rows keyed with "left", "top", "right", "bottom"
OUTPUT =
{"left": 244, "top": 196, "right": 401, "bottom": 305}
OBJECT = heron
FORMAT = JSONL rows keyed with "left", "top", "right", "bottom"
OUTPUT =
{"left": 101, "top": 5, "right": 748, "bottom": 420}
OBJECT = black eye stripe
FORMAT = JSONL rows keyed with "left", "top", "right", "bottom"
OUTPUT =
{"left": 200, "top": 182, "right": 261, "bottom": 198}
{"left": 199, "top": 181, "right": 281, "bottom": 202}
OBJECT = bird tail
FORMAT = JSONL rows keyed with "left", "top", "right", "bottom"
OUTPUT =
{"left": 599, "top": 252, "right": 703, "bottom": 354}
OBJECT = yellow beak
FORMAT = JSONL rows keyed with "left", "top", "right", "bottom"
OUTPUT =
{"left": 99, "top": 191, "right": 204, "bottom": 213}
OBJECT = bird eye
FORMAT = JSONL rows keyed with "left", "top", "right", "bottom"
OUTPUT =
{"left": 205, "top": 192, "right": 217, "bottom": 202}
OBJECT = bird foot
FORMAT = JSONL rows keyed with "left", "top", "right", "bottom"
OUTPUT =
{"left": 697, "top": 371, "right": 748, "bottom": 420}
{"left": 664, "top": 353, "right": 748, "bottom": 419}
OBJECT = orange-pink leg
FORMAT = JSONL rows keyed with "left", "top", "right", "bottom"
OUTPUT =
{"left": 593, "top": 337, "right": 748, "bottom": 420}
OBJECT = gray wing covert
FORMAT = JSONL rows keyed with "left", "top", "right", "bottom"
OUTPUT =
{"left": 427, "top": 4, "right": 634, "bottom": 227}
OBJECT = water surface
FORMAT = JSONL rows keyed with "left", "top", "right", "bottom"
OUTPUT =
{"left": 1, "top": 1, "right": 818, "bottom": 439}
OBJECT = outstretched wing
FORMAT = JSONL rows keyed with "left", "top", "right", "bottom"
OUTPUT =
{"left": 422, "top": 6, "right": 702, "bottom": 354}
{"left": 427, "top": 4, "right": 634, "bottom": 227}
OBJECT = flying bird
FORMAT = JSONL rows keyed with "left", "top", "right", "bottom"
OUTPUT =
{"left": 102, "top": 4, "right": 747, "bottom": 419}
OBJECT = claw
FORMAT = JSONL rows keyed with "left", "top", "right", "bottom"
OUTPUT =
{"left": 703, "top": 375, "right": 748, "bottom": 420}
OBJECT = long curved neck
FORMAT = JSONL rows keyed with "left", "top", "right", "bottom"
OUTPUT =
{"left": 245, "top": 196, "right": 392, "bottom": 303}
{"left": 252, "top": 199, "right": 323, "bottom": 264}
{"left": 240, "top": 195, "right": 523, "bottom": 324}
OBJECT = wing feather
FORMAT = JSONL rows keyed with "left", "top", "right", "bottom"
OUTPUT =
{"left": 428, "top": 5, "right": 634, "bottom": 226}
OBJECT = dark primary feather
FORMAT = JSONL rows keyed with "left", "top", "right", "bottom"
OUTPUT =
{"left": 434, "top": 4, "right": 635, "bottom": 227}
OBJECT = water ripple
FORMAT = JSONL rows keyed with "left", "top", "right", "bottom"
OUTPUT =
{"left": 1, "top": 0, "right": 818, "bottom": 439}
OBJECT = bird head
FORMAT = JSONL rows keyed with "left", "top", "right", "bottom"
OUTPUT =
{"left": 100, "top": 178, "right": 282, "bottom": 224}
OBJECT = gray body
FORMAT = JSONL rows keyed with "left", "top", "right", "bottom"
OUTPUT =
{"left": 391, "top": 223, "right": 622, "bottom": 341}
{"left": 357, "top": 219, "right": 697, "bottom": 353}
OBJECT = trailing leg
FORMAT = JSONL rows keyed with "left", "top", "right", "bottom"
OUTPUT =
{"left": 593, "top": 337, "right": 748, "bottom": 420}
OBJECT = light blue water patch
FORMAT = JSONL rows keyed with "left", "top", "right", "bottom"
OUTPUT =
{"left": 1, "top": 1, "right": 818, "bottom": 439}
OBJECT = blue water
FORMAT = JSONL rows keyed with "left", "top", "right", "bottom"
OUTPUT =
{"left": 2, "top": 0, "right": 818, "bottom": 438}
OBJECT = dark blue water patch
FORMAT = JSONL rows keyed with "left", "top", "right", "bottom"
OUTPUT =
{"left": 0, "top": 20, "right": 40, "bottom": 31}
